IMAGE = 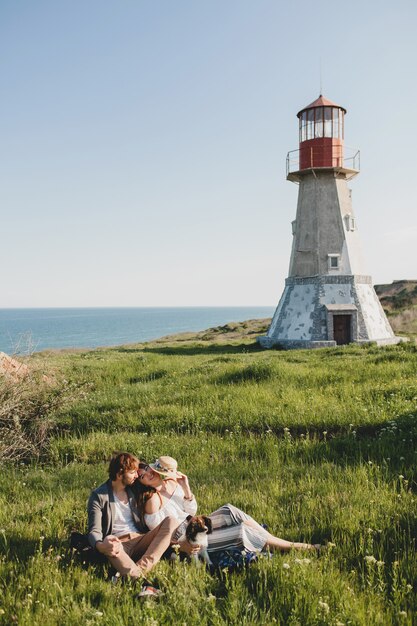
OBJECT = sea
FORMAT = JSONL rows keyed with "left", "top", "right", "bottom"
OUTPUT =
{"left": 0, "top": 307, "right": 275, "bottom": 354}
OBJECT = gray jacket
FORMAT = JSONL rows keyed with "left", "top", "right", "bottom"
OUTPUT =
{"left": 87, "top": 480, "right": 147, "bottom": 549}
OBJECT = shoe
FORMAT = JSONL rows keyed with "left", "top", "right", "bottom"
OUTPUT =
{"left": 136, "top": 580, "right": 163, "bottom": 598}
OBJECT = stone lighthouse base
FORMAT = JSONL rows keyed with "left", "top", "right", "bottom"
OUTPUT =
{"left": 258, "top": 275, "right": 402, "bottom": 349}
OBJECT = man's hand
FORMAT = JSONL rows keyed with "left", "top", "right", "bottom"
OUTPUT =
{"left": 95, "top": 535, "right": 122, "bottom": 557}
{"left": 176, "top": 539, "right": 200, "bottom": 555}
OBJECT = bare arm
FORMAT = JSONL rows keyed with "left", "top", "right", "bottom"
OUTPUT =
{"left": 176, "top": 473, "right": 193, "bottom": 499}
{"left": 175, "top": 474, "right": 198, "bottom": 515}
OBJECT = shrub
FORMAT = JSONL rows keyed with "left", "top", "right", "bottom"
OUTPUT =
{"left": 0, "top": 372, "right": 84, "bottom": 464}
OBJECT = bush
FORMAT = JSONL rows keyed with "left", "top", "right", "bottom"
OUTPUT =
{"left": 0, "top": 372, "right": 84, "bottom": 464}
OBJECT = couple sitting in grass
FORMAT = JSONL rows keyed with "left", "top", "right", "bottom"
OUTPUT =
{"left": 88, "top": 452, "right": 319, "bottom": 597}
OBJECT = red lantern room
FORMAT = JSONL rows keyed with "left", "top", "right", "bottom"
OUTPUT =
{"left": 286, "top": 95, "right": 359, "bottom": 182}
{"left": 297, "top": 94, "right": 346, "bottom": 170}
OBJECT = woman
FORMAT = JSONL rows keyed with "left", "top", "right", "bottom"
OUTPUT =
{"left": 136, "top": 456, "right": 320, "bottom": 557}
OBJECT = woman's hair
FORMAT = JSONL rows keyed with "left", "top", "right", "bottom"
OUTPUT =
{"left": 108, "top": 452, "right": 139, "bottom": 481}
{"left": 133, "top": 460, "right": 157, "bottom": 529}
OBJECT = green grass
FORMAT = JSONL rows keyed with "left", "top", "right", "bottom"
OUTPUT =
{"left": 1, "top": 340, "right": 416, "bottom": 625}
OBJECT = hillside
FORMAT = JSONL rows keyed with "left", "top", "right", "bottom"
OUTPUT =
{"left": 148, "top": 317, "right": 270, "bottom": 347}
{"left": 146, "top": 281, "right": 416, "bottom": 349}
{"left": 375, "top": 279, "right": 417, "bottom": 334}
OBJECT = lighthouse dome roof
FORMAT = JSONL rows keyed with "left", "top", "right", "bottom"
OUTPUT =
{"left": 297, "top": 95, "right": 347, "bottom": 118}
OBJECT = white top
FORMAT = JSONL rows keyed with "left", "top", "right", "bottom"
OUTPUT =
{"left": 144, "top": 483, "right": 198, "bottom": 530}
{"left": 112, "top": 494, "right": 139, "bottom": 536}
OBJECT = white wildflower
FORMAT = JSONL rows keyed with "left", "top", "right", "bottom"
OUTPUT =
{"left": 318, "top": 600, "right": 330, "bottom": 613}
{"left": 283, "top": 562, "right": 290, "bottom": 569}
{"left": 365, "top": 555, "right": 377, "bottom": 564}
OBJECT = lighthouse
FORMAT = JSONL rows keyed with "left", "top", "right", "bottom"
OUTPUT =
{"left": 259, "top": 95, "right": 399, "bottom": 348}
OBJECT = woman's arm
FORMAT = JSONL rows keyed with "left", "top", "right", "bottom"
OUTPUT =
{"left": 174, "top": 474, "right": 198, "bottom": 515}
{"left": 176, "top": 473, "right": 193, "bottom": 500}
{"left": 182, "top": 495, "right": 197, "bottom": 515}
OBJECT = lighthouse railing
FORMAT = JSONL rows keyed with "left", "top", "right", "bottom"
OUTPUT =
{"left": 286, "top": 146, "right": 360, "bottom": 176}
{"left": 344, "top": 148, "right": 360, "bottom": 171}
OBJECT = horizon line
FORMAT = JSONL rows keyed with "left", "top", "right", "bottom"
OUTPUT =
{"left": 0, "top": 304, "right": 276, "bottom": 310}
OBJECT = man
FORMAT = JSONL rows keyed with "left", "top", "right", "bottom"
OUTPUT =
{"left": 88, "top": 452, "right": 178, "bottom": 597}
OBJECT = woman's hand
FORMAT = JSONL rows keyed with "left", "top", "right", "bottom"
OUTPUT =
{"left": 176, "top": 472, "right": 193, "bottom": 499}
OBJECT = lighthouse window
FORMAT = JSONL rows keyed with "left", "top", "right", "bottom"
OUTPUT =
{"left": 314, "top": 107, "right": 324, "bottom": 138}
{"left": 328, "top": 254, "right": 340, "bottom": 270}
{"left": 307, "top": 109, "right": 314, "bottom": 140}
{"left": 324, "top": 107, "right": 332, "bottom": 137}
{"left": 300, "top": 111, "right": 307, "bottom": 142}
{"left": 344, "top": 215, "right": 356, "bottom": 231}
{"left": 333, "top": 108, "right": 340, "bottom": 138}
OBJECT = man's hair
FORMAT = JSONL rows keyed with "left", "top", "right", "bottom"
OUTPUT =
{"left": 108, "top": 452, "right": 139, "bottom": 481}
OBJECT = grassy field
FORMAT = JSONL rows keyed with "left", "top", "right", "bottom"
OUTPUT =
{"left": 1, "top": 336, "right": 416, "bottom": 625}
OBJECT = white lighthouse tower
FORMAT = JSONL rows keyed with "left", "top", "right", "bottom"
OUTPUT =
{"left": 259, "top": 95, "right": 399, "bottom": 348}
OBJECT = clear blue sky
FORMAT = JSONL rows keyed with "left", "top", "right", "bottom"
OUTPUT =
{"left": 1, "top": 0, "right": 416, "bottom": 307}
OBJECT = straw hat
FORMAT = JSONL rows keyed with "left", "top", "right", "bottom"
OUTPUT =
{"left": 149, "top": 456, "right": 182, "bottom": 478}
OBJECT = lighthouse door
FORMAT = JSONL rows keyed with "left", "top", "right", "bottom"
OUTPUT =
{"left": 333, "top": 315, "right": 351, "bottom": 345}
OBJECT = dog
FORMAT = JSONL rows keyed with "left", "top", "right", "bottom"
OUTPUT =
{"left": 185, "top": 515, "right": 213, "bottom": 566}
